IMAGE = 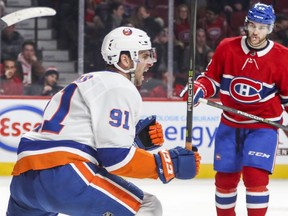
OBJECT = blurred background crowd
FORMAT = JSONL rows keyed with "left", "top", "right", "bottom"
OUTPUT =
{"left": 0, "top": 0, "right": 288, "bottom": 98}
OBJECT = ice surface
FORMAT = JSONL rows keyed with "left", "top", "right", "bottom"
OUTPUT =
{"left": 1, "top": 176, "right": 287, "bottom": 215}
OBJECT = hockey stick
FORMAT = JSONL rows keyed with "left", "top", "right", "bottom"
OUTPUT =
{"left": 199, "top": 98, "right": 288, "bottom": 131}
{"left": 0, "top": 7, "right": 56, "bottom": 31}
{"left": 185, "top": 0, "right": 198, "bottom": 151}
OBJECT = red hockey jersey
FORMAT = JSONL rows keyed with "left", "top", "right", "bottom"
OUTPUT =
{"left": 197, "top": 36, "right": 288, "bottom": 129}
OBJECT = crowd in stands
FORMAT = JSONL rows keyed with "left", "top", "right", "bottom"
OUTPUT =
{"left": 1, "top": 0, "right": 288, "bottom": 98}
{"left": 0, "top": 0, "right": 63, "bottom": 96}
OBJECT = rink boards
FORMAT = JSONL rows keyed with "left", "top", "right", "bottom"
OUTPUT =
{"left": 0, "top": 96, "right": 288, "bottom": 178}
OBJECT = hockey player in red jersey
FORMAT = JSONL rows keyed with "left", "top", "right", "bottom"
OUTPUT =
{"left": 6, "top": 26, "right": 200, "bottom": 216}
{"left": 181, "top": 2, "right": 288, "bottom": 216}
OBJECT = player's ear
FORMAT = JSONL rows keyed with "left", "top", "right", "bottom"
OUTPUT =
{"left": 119, "top": 53, "right": 131, "bottom": 69}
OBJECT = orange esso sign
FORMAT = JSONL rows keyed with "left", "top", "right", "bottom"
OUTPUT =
{"left": 0, "top": 105, "right": 43, "bottom": 152}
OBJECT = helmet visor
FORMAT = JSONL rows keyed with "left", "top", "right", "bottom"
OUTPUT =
{"left": 138, "top": 48, "right": 157, "bottom": 64}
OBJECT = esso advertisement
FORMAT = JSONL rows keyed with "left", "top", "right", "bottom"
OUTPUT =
{"left": 0, "top": 99, "right": 48, "bottom": 161}
{"left": 0, "top": 105, "right": 43, "bottom": 150}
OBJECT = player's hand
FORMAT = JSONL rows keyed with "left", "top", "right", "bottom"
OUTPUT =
{"left": 135, "top": 115, "right": 164, "bottom": 150}
{"left": 154, "top": 146, "right": 198, "bottom": 184}
{"left": 179, "top": 81, "right": 207, "bottom": 106}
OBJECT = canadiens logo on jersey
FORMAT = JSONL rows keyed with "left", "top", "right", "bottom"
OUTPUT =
{"left": 230, "top": 77, "right": 263, "bottom": 103}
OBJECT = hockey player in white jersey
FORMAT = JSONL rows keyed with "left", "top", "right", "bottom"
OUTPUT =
{"left": 6, "top": 26, "right": 200, "bottom": 216}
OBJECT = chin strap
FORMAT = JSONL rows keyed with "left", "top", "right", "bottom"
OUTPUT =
{"left": 113, "top": 61, "right": 138, "bottom": 85}
{"left": 130, "top": 72, "right": 135, "bottom": 85}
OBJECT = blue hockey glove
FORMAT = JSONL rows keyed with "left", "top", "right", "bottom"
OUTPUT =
{"left": 134, "top": 115, "right": 164, "bottom": 151}
{"left": 154, "top": 146, "right": 200, "bottom": 184}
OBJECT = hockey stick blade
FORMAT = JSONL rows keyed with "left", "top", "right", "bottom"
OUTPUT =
{"left": 199, "top": 98, "right": 288, "bottom": 131}
{"left": 0, "top": 7, "right": 56, "bottom": 30}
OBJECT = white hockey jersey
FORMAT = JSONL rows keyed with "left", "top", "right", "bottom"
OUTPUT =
{"left": 12, "top": 71, "right": 158, "bottom": 179}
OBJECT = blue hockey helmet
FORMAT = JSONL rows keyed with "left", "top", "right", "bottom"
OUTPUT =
{"left": 246, "top": 2, "right": 275, "bottom": 25}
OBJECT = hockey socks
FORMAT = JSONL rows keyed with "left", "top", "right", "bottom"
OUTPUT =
{"left": 215, "top": 188, "right": 237, "bottom": 216}
{"left": 246, "top": 188, "right": 269, "bottom": 216}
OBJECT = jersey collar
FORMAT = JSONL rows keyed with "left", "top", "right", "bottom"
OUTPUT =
{"left": 241, "top": 36, "right": 274, "bottom": 57}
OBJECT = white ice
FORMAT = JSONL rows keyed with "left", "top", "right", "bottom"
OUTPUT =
{"left": 1, "top": 176, "right": 287, "bottom": 215}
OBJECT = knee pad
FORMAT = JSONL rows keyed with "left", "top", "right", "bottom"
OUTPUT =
{"left": 215, "top": 172, "right": 241, "bottom": 192}
{"left": 242, "top": 166, "right": 269, "bottom": 190}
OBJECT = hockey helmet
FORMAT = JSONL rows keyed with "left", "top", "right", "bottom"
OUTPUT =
{"left": 246, "top": 2, "right": 275, "bottom": 25}
{"left": 101, "top": 26, "right": 156, "bottom": 73}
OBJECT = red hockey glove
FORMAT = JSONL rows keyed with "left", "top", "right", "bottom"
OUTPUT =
{"left": 135, "top": 115, "right": 164, "bottom": 151}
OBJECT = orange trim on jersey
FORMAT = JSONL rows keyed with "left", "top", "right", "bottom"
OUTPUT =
{"left": 111, "top": 148, "right": 158, "bottom": 179}
{"left": 12, "top": 152, "right": 90, "bottom": 176}
{"left": 74, "top": 162, "right": 141, "bottom": 213}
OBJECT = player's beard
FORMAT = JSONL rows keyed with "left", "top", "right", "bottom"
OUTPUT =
{"left": 247, "top": 34, "right": 267, "bottom": 49}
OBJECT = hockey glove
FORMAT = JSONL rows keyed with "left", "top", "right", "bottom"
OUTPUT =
{"left": 135, "top": 115, "right": 164, "bottom": 151}
{"left": 179, "top": 81, "right": 207, "bottom": 106}
{"left": 154, "top": 146, "right": 200, "bottom": 184}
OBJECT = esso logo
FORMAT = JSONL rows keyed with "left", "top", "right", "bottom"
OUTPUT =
{"left": 0, "top": 105, "right": 43, "bottom": 152}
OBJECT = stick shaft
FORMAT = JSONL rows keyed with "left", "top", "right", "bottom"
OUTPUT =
{"left": 185, "top": 0, "right": 197, "bottom": 150}
{"left": 199, "top": 98, "right": 288, "bottom": 131}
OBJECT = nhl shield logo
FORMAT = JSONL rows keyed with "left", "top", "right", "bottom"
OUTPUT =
{"left": 103, "top": 212, "right": 114, "bottom": 216}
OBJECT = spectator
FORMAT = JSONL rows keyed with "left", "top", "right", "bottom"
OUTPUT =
{"left": 26, "top": 67, "right": 63, "bottom": 96}
{"left": 197, "top": 5, "right": 230, "bottom": 49}
{"left": 0, "top": 58, "right": 23, "bottom": 95}
{"left": 84, "top": 1, "right": 107, "bottom": 73}
{"left": 1, "top": 25, "right": 24, "bottom": 60}
{"left": 195, "top": 28, "right": 213, "bottom": 75}
{"left": 84, "top": 0, "right": 106, "bottom": 40}
{"left": 174, "top": 4, "right": 190, "bottom": 47}
{"left": 17, "top": 40, "right": 45, "bottom": 94}
{"left": 130, "top": 6, "right": 162, "bottom": 41}
{"left": 269, "top": 13, "right": 288, "bottom": 46}
{"left": 222, "top": 0, "right": 250, "bottom": 13}
{"left": 105, "top": 2, "right": 126, "bottom": 31}
{"left": 151, "top": 27, "right": 169, "bottom": 74}
{"left": 223, "top": 0, "right": 249, "bottom": 36}
{"left": 179, "top": 28, "right": 213, "bottom": 75}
